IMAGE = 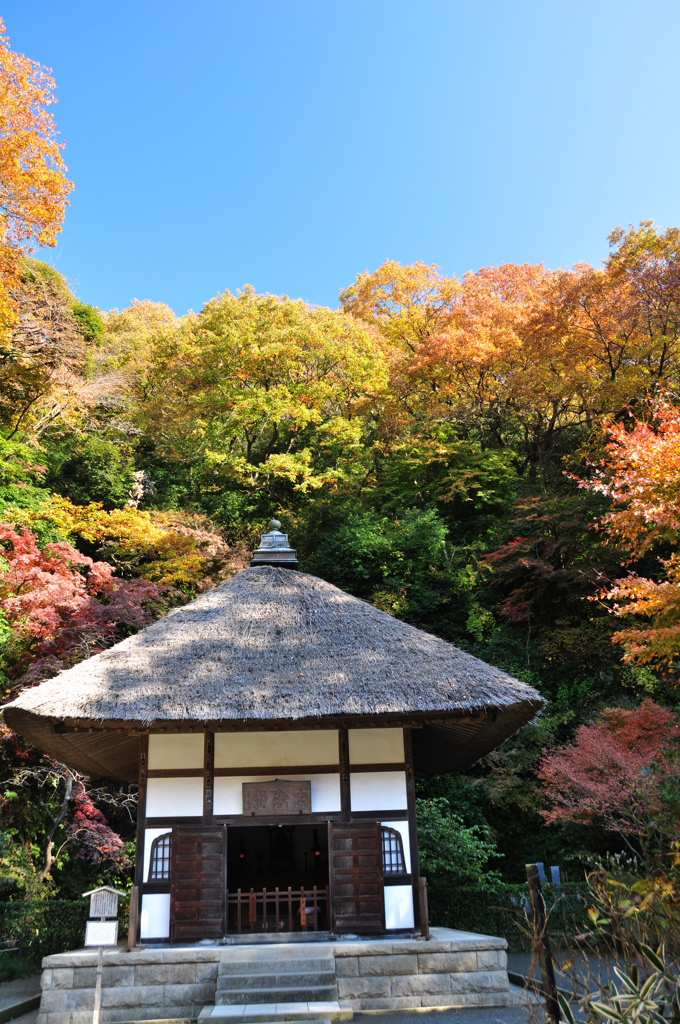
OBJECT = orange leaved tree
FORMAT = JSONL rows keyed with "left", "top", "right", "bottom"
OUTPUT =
{"left": 0, "top": 19, "right": 72, "bottom": 336}
{"left": 581, "top": 396, "right": 680, "bottom": 674}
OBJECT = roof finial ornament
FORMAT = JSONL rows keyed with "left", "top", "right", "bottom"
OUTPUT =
{"left": 250, "top": 518, "right": 299, "bottom": 569}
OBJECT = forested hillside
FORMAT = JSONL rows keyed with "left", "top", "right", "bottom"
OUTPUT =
{"left": 3, "top": 229, "right": 680, "bottom": 900}
{"left": 0, "top": 18, "right": 678, "bottom": 926}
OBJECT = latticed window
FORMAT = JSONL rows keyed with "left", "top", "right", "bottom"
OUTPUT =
{"left": 381, "top": 826, "right": 406, "bottom": 875}
{"left": 149, "top": 833, "right": 172, "bottom": 881}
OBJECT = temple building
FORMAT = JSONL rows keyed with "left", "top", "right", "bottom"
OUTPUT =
{"left": 3, "top": 522, "right": 543, "bottom": 945}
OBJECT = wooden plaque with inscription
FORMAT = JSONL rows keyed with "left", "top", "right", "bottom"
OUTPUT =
{"left": 242, "top": 779, "right": 312, "bottom": 815}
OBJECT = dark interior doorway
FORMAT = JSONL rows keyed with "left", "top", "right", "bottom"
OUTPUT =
{"left": 226, "top": 824, "right": 330, "bottom": 933}
{"left": 227, "top": 824, "right": 328, "bottom": 891}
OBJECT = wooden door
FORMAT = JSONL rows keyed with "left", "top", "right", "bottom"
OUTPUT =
{"left": 170, "top": 825, "right": 226, "bottom": 941}
{"left": 329, "top": 821, "right": 384, "bottom": 934}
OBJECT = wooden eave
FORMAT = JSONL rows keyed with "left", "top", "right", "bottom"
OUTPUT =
{"left": 5, "top": 699, "right": 543, "bottom": 782}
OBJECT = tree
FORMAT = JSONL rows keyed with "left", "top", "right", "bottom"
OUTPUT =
{"left": 135, "top": 289, "right": 387, "bottom": 498}
{"left": 0, "top": 523, "right": 164, "bottom": 693}
{"left": 581, "top": 396, "right": 680, "bottom": 671}
{"left": 340, "top": 260, "right": 460, "bottom": 353}
{"left": 99, "top": 299, "right": 178, "bottom": 378}
{"left": 416, "top": 796, "right": 501, "bottom": 888}
{"left": 342, "top": 260, "right": 600, "bottom": 477}
{"left": 0, "top": 727, "right": 133, "bottom": 888}
{"left": 45, "top": 435, "right": 137, "bottom": 509}
{"left": 606, "top": 221, "right": 680, "bottom": 384}
{"left": 0, "top": 20, "right": 72, "bottom": 335}
{"left": 5, "top": 759, "right": 124, "bottom": 882}
{"left": 538, "top": 700, "right": 680, "bottom": 858}
{"left": 0, "top": 262, "right": 88, "bottom": 438}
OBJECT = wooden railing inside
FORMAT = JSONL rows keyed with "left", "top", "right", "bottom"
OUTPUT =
{"left": 227, "top": 885, "right": 329, "bottom": 933}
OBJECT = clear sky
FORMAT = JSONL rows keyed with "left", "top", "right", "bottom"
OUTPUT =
{"left": 4, "top": 1, "right": 680, "bottom": 315}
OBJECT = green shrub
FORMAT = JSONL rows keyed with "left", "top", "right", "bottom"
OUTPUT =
{"left": 0, "top": 951, "right": 35, "bottom": 981}
{"left": 0, "top": 900, "right": 90, "bottom": 966}
{"left": 426, "top": 880, "right": 589, "bottom": 951}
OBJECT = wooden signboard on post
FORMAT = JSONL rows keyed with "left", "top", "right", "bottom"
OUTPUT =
{"left": 82, "top": 886, "right": 125, "bottom": 1024}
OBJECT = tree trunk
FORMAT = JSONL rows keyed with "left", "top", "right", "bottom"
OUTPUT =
{"left": 38, "top": 774, "right": 74, "bottom": 881}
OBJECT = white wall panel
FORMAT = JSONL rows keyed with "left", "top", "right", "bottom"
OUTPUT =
{"left": 384, "top": 885, "right": 414, "bottom": 930}
{"left": 350, "top": 771, "right": 407, "bottom": 812}
{"left": 146, "top": 777, "right": 203, "bottom": 817}
{"left": 148, "top": 733, "right": 204, "bottom": 769}
{"left": 381, "top": 819, "right": 412, "bottom": 874}
{"left": 143, "top": 827, "right": 172, "bottom": 882}
{"left": 214, "top": 774, "right": 341, "bottom": 815}
{"left": 213, "top": 777, "right": 242, "bottom": 816}
{"left": 215, "top": 731, "right": 339, "bottom": 768}
{"left": 140, "top": 893, "right": 170, "bottom": 939}
{"left": 348, "top": 728, "right": 404, "bottom": 765}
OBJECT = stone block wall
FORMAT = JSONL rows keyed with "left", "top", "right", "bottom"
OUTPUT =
{"left": 333, "top": 932, "right": 511, "bottom": 1011}
{"left": 37, "top": 929, "right": 511, "bottom": 1023}
{"left": 38, "top": 949, "right": 221, "bottom": 1024}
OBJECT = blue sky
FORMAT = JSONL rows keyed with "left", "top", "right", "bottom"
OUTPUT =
{"left": 4, "top": 1, "right": 680, "bottom": 315}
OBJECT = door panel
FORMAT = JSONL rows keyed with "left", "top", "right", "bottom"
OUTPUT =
{"left": 170, "top": 826, "right": 225, "bottom": 941}
{"left": 329, "top": 822, "right": 384, "bottom": 934}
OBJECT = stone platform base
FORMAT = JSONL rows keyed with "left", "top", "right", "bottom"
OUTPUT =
{"left": 37, "top": 928, "right": 511, "bottom": 1024}
{"left": 333, "top": 930, "right": 511, "bottom": 1011}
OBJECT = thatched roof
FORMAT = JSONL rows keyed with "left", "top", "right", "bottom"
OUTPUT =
{"left": 3, "top": 566, "right": 543, "bottom": 780}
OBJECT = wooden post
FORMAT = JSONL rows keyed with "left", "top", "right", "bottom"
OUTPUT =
{"left": 338, "top": 728, "right": 350, "bottom": 822}
{"left": 418, "top": 876, "right": 430, "bottom": 939}
{"left": 92, "top": 945, "right": 104, "bottom": 1024}
{"left": 126, "top": 886, "right": 139, "bottom": 952}
{"left": 526, "top": 862, "right": 560, "bottom": 1024}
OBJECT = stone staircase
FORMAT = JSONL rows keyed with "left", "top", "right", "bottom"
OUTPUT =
{"left": 198, "top": 948, "right": 352, "bottom": 1023}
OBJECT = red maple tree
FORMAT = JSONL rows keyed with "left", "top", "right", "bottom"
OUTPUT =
{"left": 0, "top": 524, "right": 163, "bottom": 692}
{"left": 538, "top": 699, "right": 680, "bottom": 853}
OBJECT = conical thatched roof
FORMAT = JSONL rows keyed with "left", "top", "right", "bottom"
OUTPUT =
{"left": 3, "top": 566, "right": 544, "bottom": 780}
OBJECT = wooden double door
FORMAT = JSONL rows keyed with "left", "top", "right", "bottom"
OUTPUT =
{"left": 169, "top": 821, "right": 384, "bottom": 941}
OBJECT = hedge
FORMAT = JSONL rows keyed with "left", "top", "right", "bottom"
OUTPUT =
{"left": 427, "top": 880, "right": 590, "bottom": 950}
{"left": 0, "top": 900, "right": 90, "bottom": 966}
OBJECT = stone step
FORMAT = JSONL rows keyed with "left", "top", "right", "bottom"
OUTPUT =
{"left": 200, "top": 1002, "right": 351, "bottom": 1022}
{"left": 218, "top": 972, "right": 336, "bottom": 991}
{"left": 219, "top": 958, "right": 335, "bottom": 975}
{"left": 220, "top": 932, "right": 333, "bottom": 947}
{"left": 217, "top": 986, "right": 338, "bottom": 1006}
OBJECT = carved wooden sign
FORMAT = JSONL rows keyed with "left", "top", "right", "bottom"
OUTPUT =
{"left": 242, "top": 779, "right": 311, "bottom": 816}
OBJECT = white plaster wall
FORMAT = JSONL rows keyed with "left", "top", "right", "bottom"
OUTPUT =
{"left": 381, "top": 819, "right": 412, "bottom": 874}
{"left": 384, "top": 884, "right": 414, "bottom": 930}
{"left": 350, "top": 771, "right": 407, "bottom": 812}
{"left": 348, "top": 728, "right": 404, "bottom": 765}
{"left": 146, "top": 777, "right": 203, "bottom": 817}
{"left": 215, "top": 731, "right": 339, "bottom": 768}
{"left": 213, "top": 774, "right": 341, "bottom": 815}
{"left": 143, "top": 827, "right": 172, "bottom": 882}
{"left": 140, "top": 893, "right": 170, "bottom": 939}
{"left": 148, "top": 733, "right": 204, "bottom": 769}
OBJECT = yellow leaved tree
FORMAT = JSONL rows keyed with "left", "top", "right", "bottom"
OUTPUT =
{"left": 0, "top": 19, "right": 72, "bottom": 337}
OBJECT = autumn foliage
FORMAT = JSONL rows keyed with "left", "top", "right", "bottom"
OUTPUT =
{"left": 580, "top": 397, "right": 680, "bottom": 670}
{"left": 538, "top": 699, "right": 680, "bottom": 842}
{"left": 0, "top": 19, "right": 72, "bottom": 336}
{"left": 69, "top": 781, "right": 124, "bottom": 863}
{"left": 0, "top": 524, "right": 163, "bottom": 692}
